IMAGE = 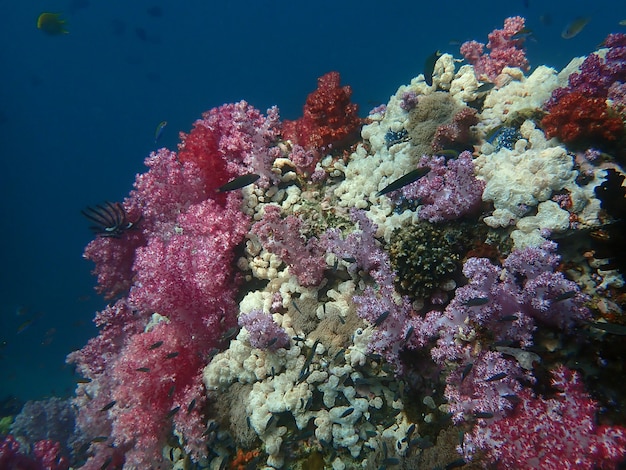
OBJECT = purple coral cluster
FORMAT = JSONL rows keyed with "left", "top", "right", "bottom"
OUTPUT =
{"left": 239, "top": 309, "right": 290, "bottom": 351}
{"left": 252, "top": 204, "right": 327, "bottom": 287}
{"left": 547, "top": 33, "right": 626, "bottom": 106}
{"left": 399, "top": 151, "right": 485, "bottom": 223}
{"left": 324, "top": 209, "right": 415, "bottom": 371}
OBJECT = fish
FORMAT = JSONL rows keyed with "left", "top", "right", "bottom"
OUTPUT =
{"left": 76, "top": 377, "right": 92, "bottom": 384}
{"left": 463, "top": 297, "right": 489, "bottom": 307}
{"left": 498, "top": 315, "right": 518, "bottom": 323}
{"left": 166, "top": 406, "right": 181, "bottom": 418}
{"left": 587, "top": 321, "right": 626, "bottom": 336}
{"left": 100, "top": 401, "right": 116, "bottom": 412}
{"left": 91, "top": 436, "right": 108, "bottom": 443}
{"left": 510, "top": 28, "right": 533, "bottom": 41}
{"left": 424, "top": 50, "right": 443, "bottom": 86}
{"left": 476, "top": 82, "right": 495, "bottom": 94}
{"left": 434, "top": 149, "right": 460, "bottom": 160}
{"left": 37, "top": 13, "right": 69, "bottom": 35}
{"left": 373, "top": 310, "right": 390, "bottom": 327}
{"left": 136, "top": 367, "right": 150, "bottom": 372}
{"left": 154, "top": 121, "right": 167, "bottom": 143}
{"left": 554, "top": 290, "right": 577, "bottom": 302}
{"left": 340, "top": 407, "right": 354, "bottom": 418}
{"left": 16, "top": 318, "right": 35, "bottom": 334}
{"left": 168, "top": 384, "right": 176, "bottom": 397}
{"left": 149, "top": 340, "right": 163, "bottom": 350}
{"left": 187, "top": 398, "right": 196, "bottom": 414}
{"left": 485, "top": 372, "right": 507, "bottom": 382}
{"left": 404, "top": 326, "right": 414, "bottom": 342}
{"left": 474, "top": 411, "right": 494, "bottom": 419}
{"left": 217, "top": 173, "right": 260, "bottom": 192}
{"left": 561, "top": 17, "right": 591, "bottom": 39}
{"left": 620, "top": 20, "right": 626, "bottom": 26}
{"left": 165, "top": 352, "right": 179, "bottom": 359}
{"left": 411, "top": 437, "right": 434, "bottom": 449}
{"left": 461, "top": 362, "right": 473, "bottom": 381}
{"left": 376, "top": 167, "right": 430, "bottom": 196}
{"left": 444, "top": 459, "right": 467, "bottom": 469}
{"left": 484, "top": 125, "right": 504, "bottom": 143}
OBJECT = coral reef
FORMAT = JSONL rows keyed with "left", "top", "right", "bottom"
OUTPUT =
{"left": 63, "top": 18, "right": 626, "bottom": 470}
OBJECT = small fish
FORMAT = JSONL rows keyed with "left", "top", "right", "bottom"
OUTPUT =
{"left": 100, "top": 401, "right": 116, "bottom": 412}
{"left": 485, "top": 372, "right": 507, "bottom": 382}
{"left": 136, "top": 367, "right": 150, "bottom": 372}
{"left": 404, "top": 325, "right": 414, "bottom": 342}
{"left": 373, "top": 310, "right": 390, "bottom": 327}
{"left": 149, "top": 340, "right": 163, "bottom": 350}
{"left": 411, "top": 437, "right": 434, "bottom": 449}
{"left": 554, "top": 290, "right": 577, "bottom": 302}
{"left": 406, "top": 423, "right": 416, "bottom": 439}
{"left": 221, "top": 326, "right": 239, "bottom": 341}
{"left": 298, "top": 339, "right": 320, "bottom": 382}
{"left": 340, "top": 407, "right": 354, "bottom": 418}
{"left": 501, "top": 393, "right": 521, "bottom": 403}
{"left": 588, "top": 322, "right": 626, "bottom": 336}
{"left": 476, "top": 82, "right": 495, "bottom": 94}
{"left": 498, "top": 315, "right": 518, "bottom": 322}
{"left": 217, "top": 173, "right": 260, "bottom": 192}
{"left": 376, "top": 167, "right": 431, "bottom": 196}
{"left": 166, "top": 406, "right": 181, "bottom": 418}
{"left": 16, "top": 318, "right": 35, "bottom": 334}
{"left": 434, "top": 149, "right": 460, "bottom": 160}
{"left": 561, "top": 17, "right": 591, "bottom": 39}
{"left": 510, "top": 27, "right": 533, "bottom": 41}
{"left": 154, "top": 121, "right": 167, "bottom": 143}
{"left": 620, "top": 20, "right": 626, "bottom": 26}
{"left": 37, "top": 12, "right": 69, "bottom": 35}
{"left": 445, "top": 459, "right": 467, "bottom": 469}
{"left": 165, "top": 352, "right": 179, "bottom": 359}
{"left": 167, "top": 385, "right": 176, "bottom": 397}
{"left": 91, "top": 436, "right": 109, "bottom": 443}
{"left": 76, "top": 377, "right": 92, "bottom": 384}
{"left": 291, "top": 300, "right": 304, "bottom": 315}
{"left": 187, "top": 398, "right": 196, "bottom": 414}
{"left": 474, "top": 411, "right": 494, "bottom": 419}
{"left": 461, "top": 362, "right": 473, "bottom": 381}
{"left": 423, "top": 50, "right": 442, "bottom": 86}
{"left": 484, "top": 125, "right": 504, "bottom": 144}
{"left": 100, "top": 456, "right": 113, "bottom": 470}
{"left": 463, "top": 297, "right": 489, "bottom": 307}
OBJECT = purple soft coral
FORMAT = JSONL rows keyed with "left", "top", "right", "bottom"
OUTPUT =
{"left": 239, "top": 310, "right": 290, "bottom": 351}
{"left": 399, "top": 151, "right": 485, "bottom": 223}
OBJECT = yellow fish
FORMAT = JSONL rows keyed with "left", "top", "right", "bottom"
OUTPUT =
{"left": 37, "top": 12, "right": 69, "bottom": 35}
{"left": 561, "top": 16, "right": 591, "bottom": 39}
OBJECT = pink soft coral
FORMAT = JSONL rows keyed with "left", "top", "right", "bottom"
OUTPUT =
{"left": 463, "top": 366, "right": 626, "bottom": 469}
{"left": 461, "top": 16, "right": 529, "bottom": 82}
{"left": 69, "top": 104, "right": 266, "bottom": 468}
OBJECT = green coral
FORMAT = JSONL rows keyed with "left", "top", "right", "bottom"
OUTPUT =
{"left": 388, "top": 221, "right": 480, "bottom": 299}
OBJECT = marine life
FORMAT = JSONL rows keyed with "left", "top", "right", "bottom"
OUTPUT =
{"left": 561, "top": 17, "right": 591, "bottom": 39}
{"left": 37, "top": 13, "right": 68, "bottom": 35}
{"left": 100, "top": 401, "right": 116, "bottom": 412}
{"left": 149, "top": 340, "right": 163, "bottom": 350}
{"left": 376, "top": 167, "right": 430, "bottom": 196}
{"left": 154, "top": 120, "right": 167, "bottom": 142}
{"left": 217, "top": 173, "right": 260, "bottom": 192}
{"left": 81, "top": 201, "right": 140, "bottom": 238}
{"left": 463, "top": 297, "right": 489, "bottom": 307}
{"left": 485, "top": 372, "right": 507, "bottom": 382}
{"left": 423, "top": 50, "right": 442, "bottom": 86}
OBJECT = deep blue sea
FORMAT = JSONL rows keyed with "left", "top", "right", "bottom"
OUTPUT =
{"left": 0, "top": 0, "right": 623, "bottom": 403}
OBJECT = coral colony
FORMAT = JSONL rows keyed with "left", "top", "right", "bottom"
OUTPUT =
{"left": 5, "top": 16, "right": 626, "bottom": 470}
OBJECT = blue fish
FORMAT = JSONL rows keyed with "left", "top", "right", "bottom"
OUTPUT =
{"left": 155, "top": 120, "right": 167, "bottom": 143}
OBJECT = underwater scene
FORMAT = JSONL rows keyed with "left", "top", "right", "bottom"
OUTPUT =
{"left": 3, "top": 1, "right": 626, "bottom": 469}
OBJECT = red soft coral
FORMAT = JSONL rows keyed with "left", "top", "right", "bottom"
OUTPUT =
{"left": 463, "top": 366, "right": 626, "bottom": 469}
{"left": 542, "top": 91, "right": 624, "bottom": 144}
{"left": 282, "top": 71, "right": 362, "bottom": 154}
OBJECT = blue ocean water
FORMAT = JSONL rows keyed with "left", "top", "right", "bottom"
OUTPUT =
{"left": 0, "top": 0, "right": 623, "bottom": 405}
